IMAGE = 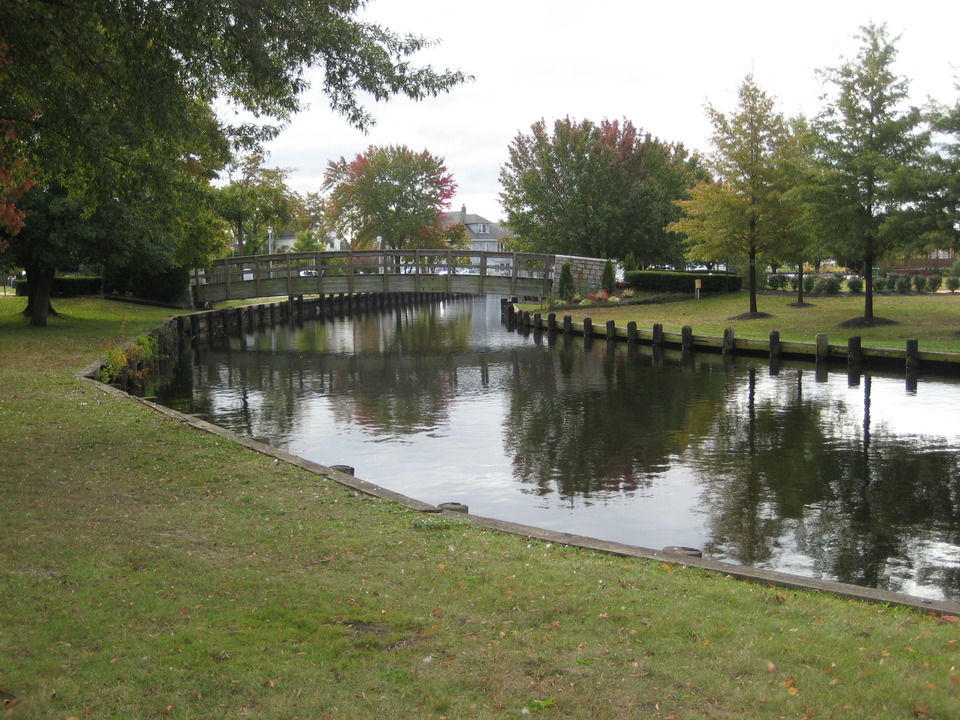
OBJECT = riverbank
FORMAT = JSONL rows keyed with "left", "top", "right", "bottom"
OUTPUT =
{"left": 2, "top": 295, "right": 960, "bottom": 719}
{"left": 521, "top": 290, "right": 960, "bottom": 354}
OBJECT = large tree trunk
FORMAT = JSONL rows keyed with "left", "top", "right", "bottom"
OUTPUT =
{"left": 23, "top": 268, "right": 57, "bottom": 327}
{"left": 863, "top": 238, "right": 875, "bottom": 320}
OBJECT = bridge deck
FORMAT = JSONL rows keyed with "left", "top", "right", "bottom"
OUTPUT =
{"left": 192, "top": 249, "right": 557, "bottom": 303}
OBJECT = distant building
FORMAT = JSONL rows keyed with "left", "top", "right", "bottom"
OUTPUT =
{"left": 441, "top": 205, "right": 511, "bottom": 254}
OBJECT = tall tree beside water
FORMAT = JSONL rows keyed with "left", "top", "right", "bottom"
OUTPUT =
{"left": 668, "top": 75, "right": 797, "bottom": 316}
{"left": 814, "top": 23, "right": 932, "bottom": 324}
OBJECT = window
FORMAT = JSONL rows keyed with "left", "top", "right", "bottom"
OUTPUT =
{"left": 476, "top": 223, "right": 488, "bottom": 234}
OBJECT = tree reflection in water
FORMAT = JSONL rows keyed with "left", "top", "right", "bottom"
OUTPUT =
{"left": 154, "top": 297, "right": 960, "bottom": 601}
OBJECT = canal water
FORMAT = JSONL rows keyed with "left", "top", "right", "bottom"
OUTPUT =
{"left": 155, "top": 296, "right": 960, "bottom": 602}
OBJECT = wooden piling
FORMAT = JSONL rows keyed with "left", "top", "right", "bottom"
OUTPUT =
{"left": 681, "top": 325, "right": 693, "bottom": 352}
{"left": 769, "top": 330, "right": 780, "bottom": 361}
{"left": 906, "top": 339, "right": 919, "bottom": 372}
{"left": 583, "top": 317, "right": 593, "bottom": 336}
{"left": 653, "top": 323, "right": 664, "bottom": 347}
{"left": 722, "top": 327, "right": 735, "bottom": 355}
{"left": 815, "top": 333, "right": 830, "bottom": 363}
{"left": 848, "top": 336, "right": 863, "bottom": 367}
{"left": 627, "top": 321, "right": 638, "bottom": 343}
{"left": 606, "top": 320, "right": 616, "bottom": 339}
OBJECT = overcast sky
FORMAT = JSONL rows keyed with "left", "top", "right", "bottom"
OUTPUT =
{"left": 258, "top": 0, "right": 959, "bottom": 223}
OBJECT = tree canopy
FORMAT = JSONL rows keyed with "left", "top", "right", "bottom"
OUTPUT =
{"left": 322, "top": 145, "right": 465, "bottom": 251}
{"left": 0, "top": 0, "right": 469, "bottom": 323}
{"left": 215, "top": 154, "right": 301, "bottom": 256}
{"left": 499, "top": 117, "right": 703, "bottom": 264}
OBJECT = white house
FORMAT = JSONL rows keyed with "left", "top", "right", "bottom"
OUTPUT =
{"left": 441, "top": 205, "right": 511, "bottom": 254}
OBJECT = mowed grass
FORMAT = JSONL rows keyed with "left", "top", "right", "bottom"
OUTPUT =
{"left": 1, "top": 293, "right": 960, "bottom": 720}
{"left": 530, "top": 290, "right": 960, "bottom": 353}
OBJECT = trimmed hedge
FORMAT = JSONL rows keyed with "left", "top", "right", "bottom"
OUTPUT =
{"left": 624, "top": 270, "right": 742, "bottom": 293}
{"left": 15, "top": 276, "right": 102, "bottom": 297}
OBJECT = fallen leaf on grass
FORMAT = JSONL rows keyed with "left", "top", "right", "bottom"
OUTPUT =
{"left": 766, "top": 661, "right": 777, "bottom": 673}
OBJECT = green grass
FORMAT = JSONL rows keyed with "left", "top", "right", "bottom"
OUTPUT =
{"left": 2, "top": 294, "right": 960, "bottom": 719}
{"left": 529, "top": 290, "right": 960, "bottom": 353}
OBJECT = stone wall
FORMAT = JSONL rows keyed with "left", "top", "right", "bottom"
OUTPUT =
{"left": 554, "top": 254, "right": 609, "bottom": 295}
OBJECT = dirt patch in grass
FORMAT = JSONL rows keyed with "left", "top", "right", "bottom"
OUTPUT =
{"left": 838, "top": 315, "right": 899, "bottom": 329}
{"left": 727, "top": 311, "right": 773, "bottom": 320}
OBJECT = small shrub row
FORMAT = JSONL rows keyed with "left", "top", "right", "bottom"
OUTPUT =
{"left": 624, "top": 270, "right": 742, "bottom": 293}
{"left": 876, "top": 273, "right": 945, "bottom": 294}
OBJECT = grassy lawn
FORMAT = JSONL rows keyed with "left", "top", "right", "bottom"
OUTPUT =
{"left": 526, "top": 290, "right": 960, "bottom": 353}
{"left": 2, "top": 293, "right": 960, "bottom": 719}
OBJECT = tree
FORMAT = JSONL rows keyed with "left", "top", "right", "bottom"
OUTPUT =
{"left": 322, "top": 145, "right": 464, "bottom": 251}
{"left": 925, "top": 89, "right": 960, "bottom": 252}
{"left": 1, "top": 0, "right": 469, "bottom": 323}
{"left": 814, "top": 23, "right": 932, "bottom": 323}
{"left": 6, "top": 186, "right": 100, "bottom": 325}
{"left": 215, "top": 154, "right": 300, "bottom": 256}
{"left": 668, "top": 75, "right": 794, "bottom": 315}
{"left": 773, "top": 117, "right": 826, "bottom": 305}
{"left": 499, "top": 117, "right": 702, "bottom": 264}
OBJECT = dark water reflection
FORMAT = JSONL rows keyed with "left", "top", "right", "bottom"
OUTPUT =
{"left": 156, "top": 297, "right": 960, "bottom": 601}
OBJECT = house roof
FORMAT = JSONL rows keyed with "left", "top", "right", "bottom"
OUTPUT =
{"left": 441, "top": 205, "right": 511, "bottom": 241}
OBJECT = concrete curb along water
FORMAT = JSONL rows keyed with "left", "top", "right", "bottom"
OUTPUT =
{"left": 79, "top": 368, "right": 960, "bottom": 618}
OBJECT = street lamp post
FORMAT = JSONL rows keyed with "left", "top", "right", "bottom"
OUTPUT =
{"left": 267, "top": 225, "right": 274, "bottom": 254}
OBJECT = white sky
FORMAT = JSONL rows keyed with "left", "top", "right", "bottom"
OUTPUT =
{"left": 260, "top": 0, "right": 959, "bottom": 223}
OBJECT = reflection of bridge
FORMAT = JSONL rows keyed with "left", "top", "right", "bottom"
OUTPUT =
{"left": 192, "top": 249, "right": 558, "bottom": 304}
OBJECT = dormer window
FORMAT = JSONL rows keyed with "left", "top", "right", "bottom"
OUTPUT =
{"left": 476, "top": 223, "right": 488, "bottom": 234}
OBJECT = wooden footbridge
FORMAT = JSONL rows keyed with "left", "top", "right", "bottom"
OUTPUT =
{"left": 191, "top": 249, "right": 561, "bottom": 304}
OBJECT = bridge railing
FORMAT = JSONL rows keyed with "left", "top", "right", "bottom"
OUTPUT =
{"left": 192, "top": 249, "right": 557, "bottom": 302}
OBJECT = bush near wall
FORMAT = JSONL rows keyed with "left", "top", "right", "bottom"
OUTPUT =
{"left": 102, "top": 263, "right": 190, "bottom": 305}
{"left": 15, "top": 276, "right": 102, "bottom": 297}
{"left": 624, "top": 270, "right": 742, "bottom": 293}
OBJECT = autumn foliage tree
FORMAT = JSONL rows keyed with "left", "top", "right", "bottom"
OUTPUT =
{"left": 669, "top": 75, "right": 796, "bottom": 316}
{"left": 322, "top": 145, "right": 465, "bottom": 251}
{"left": 499, "top": 117, "right": 703, "bottom": 265}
